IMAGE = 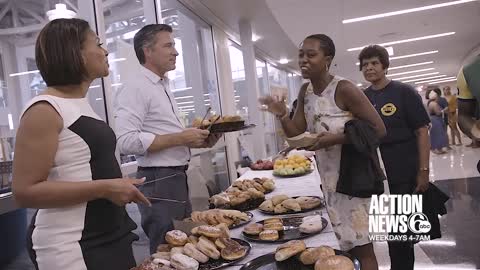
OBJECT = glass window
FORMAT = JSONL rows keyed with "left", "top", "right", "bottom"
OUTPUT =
{"left": 0, "top": 1, "right": 99, "bottom": 194}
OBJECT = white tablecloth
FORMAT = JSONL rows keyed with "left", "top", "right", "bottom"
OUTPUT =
{"left": 225, "top": 167, "right": 340, "bottom": 269}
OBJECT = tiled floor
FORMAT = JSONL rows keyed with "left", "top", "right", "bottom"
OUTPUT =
{"left": 3, "top": 143, "right": 480, "bottom": 270}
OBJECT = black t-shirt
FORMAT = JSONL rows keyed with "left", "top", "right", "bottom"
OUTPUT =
{"left": 365, "top": 81, "right": 430, "bottom": 183}
{"left": 365, "top": 80, "right": 430, "bottom": 144}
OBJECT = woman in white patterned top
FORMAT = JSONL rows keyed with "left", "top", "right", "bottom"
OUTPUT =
{"left": 260, "top": 34, "right": 386, "bottom": 270}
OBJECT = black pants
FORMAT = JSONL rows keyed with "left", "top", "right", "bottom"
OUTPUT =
{"left": 137, "top": 166, "right": 192, "bottom": 254}
{"left": 381, "top": 140, "right": 418, "bottom": 270}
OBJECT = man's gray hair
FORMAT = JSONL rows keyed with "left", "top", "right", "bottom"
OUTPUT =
{"left": 133, "top": 24, "right": 173, "bottom": 64}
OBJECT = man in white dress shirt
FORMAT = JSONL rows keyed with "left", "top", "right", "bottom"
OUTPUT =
{"left": 114, "top": 24, "right": 220, "bottom": 253}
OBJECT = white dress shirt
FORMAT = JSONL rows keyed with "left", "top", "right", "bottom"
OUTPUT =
{"left": 114, "top": 66, "right": 190, "bottom": 167}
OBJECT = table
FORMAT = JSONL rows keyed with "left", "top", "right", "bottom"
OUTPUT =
{"left": 224, "top": 167, "right": 339, "bottom": 269}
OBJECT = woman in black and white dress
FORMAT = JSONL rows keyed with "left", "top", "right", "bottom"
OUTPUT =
{"left": 12, "top": 18, "right": 151, "bottom": 270}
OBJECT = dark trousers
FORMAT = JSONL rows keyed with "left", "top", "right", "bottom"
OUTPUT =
{"left": 137, "top": 166, "right": 192, "bottom": 254}
{"left": 381, "top": 140, "right": 418, "bottom": 270}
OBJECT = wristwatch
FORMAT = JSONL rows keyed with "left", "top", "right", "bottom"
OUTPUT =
{"left": 419, "top": 167, "right": 429, "bottom": 172}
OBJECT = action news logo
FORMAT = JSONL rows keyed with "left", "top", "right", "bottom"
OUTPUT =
{"left": 368, "top": 195, "right": 431, "bottom": 242}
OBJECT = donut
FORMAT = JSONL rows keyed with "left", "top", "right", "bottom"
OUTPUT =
{"left": 170, "top": 253, "right": 199, "bottom": 270}
{"left": 197, "top": 225, "right": 222, "bottom": 238}
{"left": 263, "top": 222, "right": 284, "bottom": 231}
{"left": 259, "top": 230, "right": 279, "bottom": 241}
{"left": 243, "top": 223, "right": 263, "bottom": 235}
{"left": 165, "top": 230, "right": 188, "bottom": 246}
{"left": 183, "top": 243, "right": 209, "bottom": 263}
{"left": 196, "top": 236, "right": 220, "bottom": 260}
{"left": 221, "top": 244, "right": 248, "bottom": 261}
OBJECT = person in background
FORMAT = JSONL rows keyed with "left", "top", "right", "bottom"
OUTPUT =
{"left": 260, "top": 34, "right": 385, "bottom": 270}
{"left": 427, "top": 90, "right": 450, "bottom": 154}
{"left": 457, "top": 55, "right": 480, "bottom": 148}
{"left": 358, "top": 45, "right": 430, "bottom": 270}
{"left": 114, "top": 24, "right": 221, "bottom": 253}
{"left": 443, "top": 86, "right": 463, "bottom": 145}
{"left": 12, "top": 18, "right": 150, "bottom": 270}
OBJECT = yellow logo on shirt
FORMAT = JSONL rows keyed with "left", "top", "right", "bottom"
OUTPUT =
{"left": 381, "top": 103, "right": 397, "bottom": 116}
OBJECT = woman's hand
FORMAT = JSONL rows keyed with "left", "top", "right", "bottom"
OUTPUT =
{"left": 100, "top": 178, "right": 151, "bottom": 207}
{"left": 259, "top": 95, "right": 288, "bottom": 117}
{"left": 305, "top": 132, "right": 341, "bottom": 151}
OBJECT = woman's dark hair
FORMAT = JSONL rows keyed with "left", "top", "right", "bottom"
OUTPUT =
{"left": 35, "top": 18, "right": 91, "bottom": 86}
{"left": 134, "top": 24, "right": 173, "bottom": 64}
{"left": 358, "top": 45, "right": 390, "bottom": 71}
{"left": 304, "top": 34, "right": 335, "bottom": 66}
{"left": 433, "top": 87, "right": 442, "bottom": 97}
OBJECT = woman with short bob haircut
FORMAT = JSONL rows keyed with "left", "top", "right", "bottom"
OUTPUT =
{"left": 12, "top": 18, "right": 150, "bottom": 270}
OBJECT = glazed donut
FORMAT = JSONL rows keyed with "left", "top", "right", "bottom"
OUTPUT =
{"left": 196, "top": 236, "right": 220, "bottom": 260}
{"left": 183, "top": 243, "right": 209, "bottom": 263}
{"left": 299, "top": 246, "right": 335, "bottom": 265}
{"left": 263, "top": 222, "right": 284, "bottom": 231}
{"left": 259, "top": 230, "right": 279, "bottom": 241}
{"left": 197, "top": 225, "right": 222, "bottom": 238}
{"left": 170, "top": 253, "right": 199, "bottom": 270}
{"left": 243, "top": 223, "right": 263, "bottom": 235}
{"left": 165, "top": 230, "right": 188, "bottom": 246}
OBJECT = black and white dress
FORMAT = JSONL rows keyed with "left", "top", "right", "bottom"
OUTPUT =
{"left": 23, "top": 95, "right": 138, "bottom": 270}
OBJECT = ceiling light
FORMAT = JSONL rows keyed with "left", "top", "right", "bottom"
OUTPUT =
{"left": 428, "top": 78, "right": 457, "bottom": 85}
{"left": 415, "top": 76, "right": 456, "bottom": 84}
{"left": 9, "top": 70, "right": 39, "bottom": 77}
{"left": 387, "top": 68, "right": 435, "bottom": 77}
{"left": 46, "top": 3, "right": 77, "bottom": 21}
{"left": 171, "top": 87, "right": 193, "bottom": 93}
{"left": 385, "top": 46, "right": 394, "bottom": 56}
{"left": 347, "top": 32, "right": 455, "bottom": 52}
{"left": 279, "top": 58, "right": 289, "bottom": 64}
{"left": 357, "top": 83, "right": 363, "bottom": 87}
{"left": 402, "top": 75, "right": 446, "bottom": 83}
{"left": 356, "top": 50, "right": 439, "bottom": 65}
{"left": 174, "top": 95, "right": 193, "bottom": 100}
{"left": 394, "top": 72, "right": 440, "bottom": 80}
{"left": 343, "top": 0, "right": 476, "bottom": 24}
{"left": 389, "top": 61, "right": 434, "bottom": 70}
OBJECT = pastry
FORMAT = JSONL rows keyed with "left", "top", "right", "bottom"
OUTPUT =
{"left": 299, "top": 219, "right": 324, "bottom": 234}
{"left": 156, "top": 244, "right": 171, "bottom": 252}
{"left": 196, "top": 236, "right": 221, "bottom": 260}
{"left": 183, "top": 243, "right": 209, "bottom": 263}
{"left": 275, "top": 240, "right": 307, "bottom": 261}
{"left": 170, "top": 247, "right": 184, "bottom": 255}
{"left": 221, "top": 244, "right": 248, "bottom": 261}
{"left": 263, "top": 217, "right": 282, "bottom": 224}
{"left": 215, "top": 237, "right": 240, "bottom": 249}
{"left": 299, "top": 246, "right": 335, "bottom": 265}
{"left": 281, "top": 199, "right": 302, "bottom": 212}
{"left": 259, "top": 200, "right": 274, "bottom": 212}
{"left": 197, "top": 225, "right": 222, "bottom": 238}
{"left": 259, "top": 230, "right": 279, "bottom": 241}
{"left": 215, "top": 223, "right": 231, "bottom": 238}
{"left": 295, "top": 196, "right": 322, "bottom": 210}
{"left": 230, "top": 193, "right": 250, "bottom": 206}
{"left": 133, "top": 260, "right": 164, "bottom": 270}
{"left": 243, "top": 223, "right": 263, "bottom": 235}
{"left": 170, "top": 253, "right": 199, "bottom": 270}
{"left": 152, "top": 251, "right": 171, "bottom": 260}
{"left": 274, "top": 203, "right": 288, "bottom": 214}
{"left": 152, "top": 258, "right": 171, "bottom": 266}
{"left": 263, "top": 222, "right": 284, "bottom": 231}
{"left": 247, "top": 188, "right": 265, "bottom": 199}
{"left": 314, "top": 255, "right": 354, "bottom": 270}
{"left": 271, "top": 194, "right": 289, "bottom": 206}
{"left": 262, "top": 180, "right": 275, "bottom": 192}
{"left": 210, "top": 193, "right": 230, "bottom": 207}
{"left": 252, "top": 182, "right": 266, "bottom": 193}
{"left": 191, "top": 226, "right": 199, "bottom": 236}
{"left": 165, "top": 230, "right": 188, "bottom": 246}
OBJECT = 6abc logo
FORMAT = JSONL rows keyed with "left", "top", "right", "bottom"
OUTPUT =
{"left": 408, "top": 212, "right": 431, "bottom": 234}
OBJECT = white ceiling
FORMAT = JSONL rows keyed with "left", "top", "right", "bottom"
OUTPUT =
{"left": 198, "top": 0, "right": 480, "bottom": 87}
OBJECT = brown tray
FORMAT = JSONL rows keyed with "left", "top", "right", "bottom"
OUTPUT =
{"left": 202, "top": 121, "right": 256, "bottom": 133}
{"left": 210, "top": 197, "right": 265, "bottom": 212}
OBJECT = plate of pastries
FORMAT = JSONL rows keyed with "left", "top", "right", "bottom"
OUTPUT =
{"left": 250, "top": 159, "right": 274, "bottom": 171}
{"left": 258, "top": 195, "right": 324, "bottom": 215}
{"left": 209, "top": 178, "right": 275, "bottom": 212}
{"left": 132, "top": 224, "right": 251, "bottom": 270}
{"left": 273, "top": 155, "right": 313, "bottom": 177}
{"left": 186, "top": 209, "right": 253, "bottom": 229}
{"left": 242, "top": 214, "right": 327, "bottom": 243}
{"left": 239, "top": 240, "right": 360, "bottom": 270}
{"left": 192, "top": 115, "right": 254, "bottom": 133}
